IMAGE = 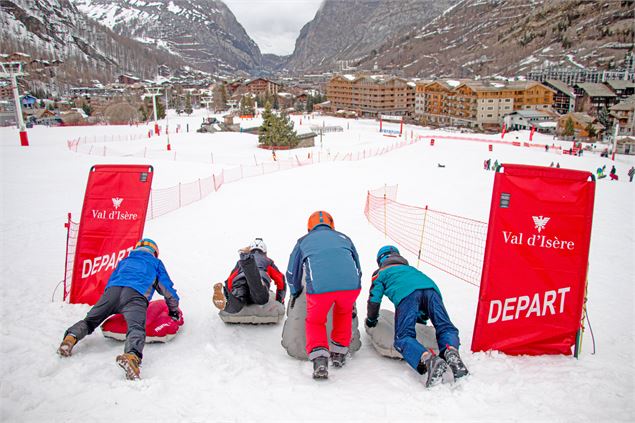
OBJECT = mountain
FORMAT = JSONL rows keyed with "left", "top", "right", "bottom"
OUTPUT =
{"left": 354, "top": 0, "right": 635, "bottom": 78}
{"left": 72, "top": 0, "right": 262, "bottom": 74}
{"left": 284, "top": 0, "right": 457, "bottom": 73}
{"left": 0, "top": 0, "right": 185, "bottom": 93}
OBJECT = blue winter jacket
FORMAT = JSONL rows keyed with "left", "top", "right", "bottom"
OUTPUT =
{"left": 106, "top": 249, "right": 180, "bottom": 312}
{"left": 367, "top": 254, "right": 440, "bottom": 321}
{"left": 286, "top": 225, "right": 362, "bottom": 295}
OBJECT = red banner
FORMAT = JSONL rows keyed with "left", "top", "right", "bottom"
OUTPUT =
{"left": 69, "top": 165, "right": 154, "bottom": 305}
{"left": 472, "top": 164, "right": 595, "bottom": 355}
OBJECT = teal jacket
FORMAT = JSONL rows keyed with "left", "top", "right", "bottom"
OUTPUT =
{"left": 367, "top": 254, "right": 440, "bottom": 320}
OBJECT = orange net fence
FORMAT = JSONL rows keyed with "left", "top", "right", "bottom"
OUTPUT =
{"left": 364, "top": 185, "right": 488, "bottom": 286}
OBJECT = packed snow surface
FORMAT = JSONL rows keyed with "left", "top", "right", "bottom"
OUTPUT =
{"left": 1, "top": 110, "right": 633, "bottom": 422}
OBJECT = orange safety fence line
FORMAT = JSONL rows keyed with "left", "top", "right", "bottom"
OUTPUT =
{"left": 364, "top": 185, "right": 488, "bottom": 287}
{"left": 66, "top": 134, "right": 423, "bottom": 221}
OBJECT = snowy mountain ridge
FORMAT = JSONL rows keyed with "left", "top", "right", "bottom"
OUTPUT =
{"left": 0, "top": 0, "right": 185, "bottom": 91}
{"left": 71, "top": 0, "right": 263, "bottom": 73}
{"left": 354, "top": 0, "right": 635, "bottom": 78}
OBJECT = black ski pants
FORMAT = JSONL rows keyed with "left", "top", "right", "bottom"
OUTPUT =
{"left": 65, "top": 286, "right": 148, "bottom": 359}
{"left": 224, "top": 254, "right": 270, "bottom": 314}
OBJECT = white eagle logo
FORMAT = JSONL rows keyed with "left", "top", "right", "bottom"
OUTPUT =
{"left": 532, "top": 216, "right": 550, "bottom": 233}
{"left": 112, "top": 197, "right": 123, "bottom": 209}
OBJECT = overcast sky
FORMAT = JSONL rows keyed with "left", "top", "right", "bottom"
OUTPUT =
{"left": 222, "top": 0, "right": 324, "bottom": 56}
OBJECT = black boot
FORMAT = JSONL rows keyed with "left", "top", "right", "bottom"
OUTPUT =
{"left": 312, "top": 356, "right": 329, "bottom": 379}
{"left": 417, "top": 351, "right": 453, "bottom": 388}
{"left": 442, "top": 346, "right": 469, "bottom": 379}
{"left": 239, "top": 254, "right": 269, "bottom": 304}
{"left": 331, "top": 352, "right": 347, "bottom": 368}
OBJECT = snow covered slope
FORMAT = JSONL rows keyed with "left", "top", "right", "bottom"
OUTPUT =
{"left": 0, "top": 112, "right": 633, "bottom": 421}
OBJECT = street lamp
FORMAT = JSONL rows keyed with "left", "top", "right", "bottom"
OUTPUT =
{"left": 202, "top": 96, "right": 213, "bottom": 115}
{"left": 144, "top": 86, "right": 162, "bottom": 136}
{"left": 0, "top": 61, "right": 29, "bottom": 146}
{"left": 164, "top": 85, "right": 171, "bottom": 151}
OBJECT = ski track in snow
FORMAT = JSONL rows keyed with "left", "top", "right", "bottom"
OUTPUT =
{"left": 1, "top": 110, "right": 634, "bottom": 422}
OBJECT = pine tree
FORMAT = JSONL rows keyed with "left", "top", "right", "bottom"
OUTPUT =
{"left": 240, "top": 95, "right": 255, "bottom": 115}
{"left": 259, "top": 101, "right": 274, "bottom": 146}
{"left": 156, "top": 98, "right": 166, "bottom": 119}
{"left": 257, "top": 103, "right": 298, "bottom": 148}
{"left": 563, "top": 117, "right": 575, "bottom": 137}
{"left": 184, "top": 92, "right": 193, "bottom": 115}
{"left": 306, "top": 95, "right": 314, "bottom": 113}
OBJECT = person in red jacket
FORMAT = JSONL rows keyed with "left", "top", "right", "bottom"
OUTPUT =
{"left": 213, "top": 238, "right": 286, "bottom": 313}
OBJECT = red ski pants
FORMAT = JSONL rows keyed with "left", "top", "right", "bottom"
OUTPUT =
{"left": 305, "top": 289, "right": 361, "bottom": 355}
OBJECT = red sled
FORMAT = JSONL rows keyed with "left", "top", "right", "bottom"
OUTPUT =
{"left": 101, "top": 300, "right": 184, "bottom": 343}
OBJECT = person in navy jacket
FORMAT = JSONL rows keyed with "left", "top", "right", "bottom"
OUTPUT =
{"left": 286, "top": 211, "right": 362, "bottom": 379}
{"left": 57, "top": 238, "right": 180, "bottom": 380}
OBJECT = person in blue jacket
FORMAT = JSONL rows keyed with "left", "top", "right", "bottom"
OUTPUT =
{"left": 286, "top": 210, "right": 362, "bottom": 379}
{"left": 57, "top": 238, "right": 180, "bottom": 380}
{"left": 365, "top": 245, "right": 468, "bottom": 387}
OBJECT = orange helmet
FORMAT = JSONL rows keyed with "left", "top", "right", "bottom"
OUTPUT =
{"left": 307, "top": 211, "right": 334, "bottom": 232}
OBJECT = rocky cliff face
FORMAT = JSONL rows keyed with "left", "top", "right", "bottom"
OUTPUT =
{"left": 284, "top": 0, "right": 456, "bottom": 73}
{"left": 73, "top": 0, "right": 262, "bottom": 73}
{"left": 0, "top": 0, "right": 184, "bottom": 91}
{"left": 355, "top": 0, "right": 634, "bottom": 78}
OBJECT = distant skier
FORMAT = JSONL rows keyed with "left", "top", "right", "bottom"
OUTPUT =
{"left": 213, "top": 238, "right": 286, "bottom": 313}
{"left": 365, "top": 246, "right": 468, "bottom": 388}
{"left": 550, "top": 162, "right": 554, "bottom": 167}
{"left": 556, "top": 162, "right": 561, "bottom": 168}
{"left": 286, "top": 211, "right": 362, "bottom": 380}
{"left": 57, "top": 238, "right": 180, "bottom": 380}
{"left": 628, "top": 166, "right": 634, "bottom": 182}
{"left": 493, "top": 159, "right": 500, "bottom": 171}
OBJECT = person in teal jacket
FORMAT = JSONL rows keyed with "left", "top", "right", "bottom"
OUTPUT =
{"left": 365, "top": 245, "right": 468, "bottom": 387}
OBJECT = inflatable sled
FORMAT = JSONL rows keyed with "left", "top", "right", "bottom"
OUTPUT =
{"left": 218, "top": 291, "right": 285, "bottom": 324}
{"left": 101, "top": 300, "right": 184, "bottom": 343}
{"left": 365, "top": 309, "right": 439, "bottom": 358}
{"left": 281, "top": 288, "right": 362, "bottom": 360}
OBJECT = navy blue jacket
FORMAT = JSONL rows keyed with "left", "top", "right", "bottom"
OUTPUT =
{"left": 286, "top": 225, "right": 362, "bottom": 295}
{"left": 106, "top": 249, "right": 180, "bottom": 312}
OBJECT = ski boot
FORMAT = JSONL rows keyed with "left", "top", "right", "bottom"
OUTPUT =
{"left": 212, "top": 283, "right": 227, "bottom": 310}
{"left": 57, "top": 334, "right": 77, "bottom": 357}
{"left": 312, "top": 356, "right": 329, "bottom": 380}
{"left": 442, "top": 346, "right": 469, "bottom": 379}
{"left": 417, "top": 350, "right": 453, "bottom": 388}
{"left": 116, "top": 353, "right": 141, "bottom": 380}
{"left": 331, "top": 352, "right": 347, "bottom": 368}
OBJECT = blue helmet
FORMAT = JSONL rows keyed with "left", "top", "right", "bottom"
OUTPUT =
{"left": 376, "top": 245, "right": 399, "bottom": 266}
{"left": 135, "top": 238, "right": 159, "bottom": 257}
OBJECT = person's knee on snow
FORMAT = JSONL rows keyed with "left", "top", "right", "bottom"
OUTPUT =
{"left": 366, "top": 245, "right": 467, "bottom": 385}
{"left": 58, "top": 238, "right": 180, "bottom": 381}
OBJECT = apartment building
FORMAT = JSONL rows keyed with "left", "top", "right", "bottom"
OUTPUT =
{"left": 543, "top": 79, "right": 576, "bottom": 115}
{"left": 610, "top": 96, "right": 635, "bottom": 136}
{"left": 244, "top": 78, "right": 282, "bottom": 97}
{"left": 326, "top": 74, "right": 415, "bottom": 118}
{"left": 415, "top": 80, "right": 554, "bottom": 130}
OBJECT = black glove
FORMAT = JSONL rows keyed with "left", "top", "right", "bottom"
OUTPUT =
{"left": 365, "top": 317, "right": 378, "bottom": 328}
{"left": 289, "top": 287, "right": 303, "bottom": 309}
{"left": 168, "top": 309, "right": 180, "bottom": 321}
